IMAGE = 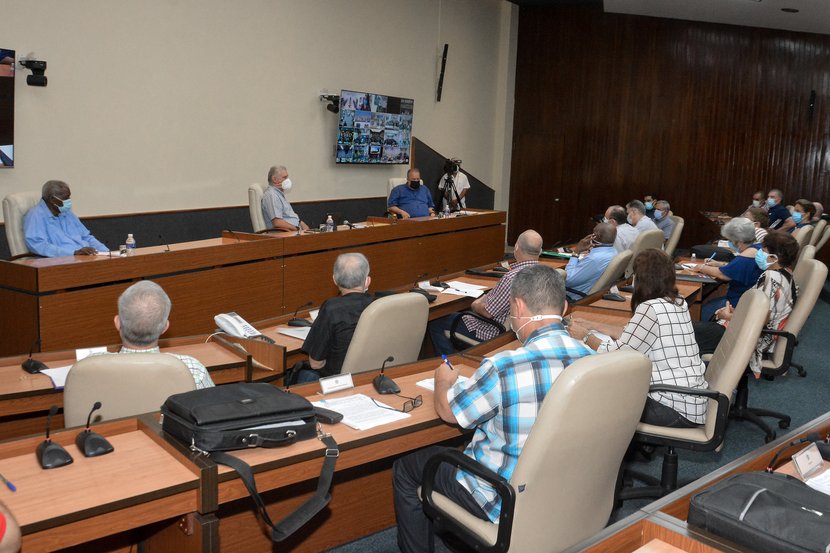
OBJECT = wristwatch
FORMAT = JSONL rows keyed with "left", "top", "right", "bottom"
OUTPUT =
{"left": 582, "top": 330, "right": 598, "bottom": 344}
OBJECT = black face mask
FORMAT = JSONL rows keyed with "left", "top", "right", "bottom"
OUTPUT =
{"left": 408, "top": 180, "right": 420, "bottom": 189}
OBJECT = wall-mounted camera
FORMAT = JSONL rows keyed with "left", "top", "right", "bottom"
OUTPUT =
{"left": 19, "top": 59, "right": 47, "bottom": 87}
{"left": 319, "top": 93, "right": 340, "bottom": 114}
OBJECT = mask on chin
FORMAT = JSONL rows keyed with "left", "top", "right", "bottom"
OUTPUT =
{"left": 509, "top": 314, "right": 563, "bottom": 342}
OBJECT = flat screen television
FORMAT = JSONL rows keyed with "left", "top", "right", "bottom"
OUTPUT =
{"left": 0, "top": 48, "right": 14, "bottom": 167}
{"left": 335, "top": 89, "right": 413, "bottom": 164}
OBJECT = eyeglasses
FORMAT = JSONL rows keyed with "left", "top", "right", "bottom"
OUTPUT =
{"left": 371, "top": 394, "right": 423, "bottom": 413}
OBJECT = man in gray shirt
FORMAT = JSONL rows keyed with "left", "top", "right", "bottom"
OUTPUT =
{"left": 653, "top": 200, "right": 676, "bottom": 241}
{"left": 262, "top": 165, "right": 309, "bottom": 231}
{"left": 626, "top": 199, "right": 658, "bottom": 233}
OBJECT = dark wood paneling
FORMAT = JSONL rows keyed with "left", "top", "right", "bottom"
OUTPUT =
{"left": 509, "top": 6, "right": 830, "bottom": 253}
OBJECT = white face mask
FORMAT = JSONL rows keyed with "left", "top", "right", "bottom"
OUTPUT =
{"left": 752, "top": 199, "right": 762, "bottom": 208}
{"left": 281, "top": 178, "right": 293, "bottom": 191}
{"left": 509, "top": 314, "right": 563, "bottom": 342}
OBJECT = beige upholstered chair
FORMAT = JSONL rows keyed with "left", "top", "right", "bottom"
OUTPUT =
{"left": 794, "top": 244, "right": 815, "bottom": 274}
{"left": 340, "top": 292, "right": 429, "bottom": 375}
{"left": 387, "top": 177, "right": 407, "bottom": 196}
{"left": 793, "top": 225, "right": 813, "bottom": 251}
{"left": 2, "top": 191, "right": 41, "bottom": 258}
{"left": 247, "top": 183, "right": 269, "bottom": 233}
{"left": 63, "top": 353, "right": 196, "bottom": 427}
{"left": 664, "top": 215, "right": 685, "bottom": 257}
{"left": 421, "top": 350, "right": 651, "bottom": 552}
{"left": 730, "top": 259, "right": 828, "bottom": 441}
{"left": 621, "top": 288, "right": 769, "bottom": 499}
{"left": 815, "top": 225, "right": 830, "bottom": 253}
{"left": 564, "top": 249, "right": 632, "bottom": 303}
{"left": 624, "top": 229, "right": 664, "bottom": 277}
{"left": 809, "top": 219, "right": 826, "bottom": 247}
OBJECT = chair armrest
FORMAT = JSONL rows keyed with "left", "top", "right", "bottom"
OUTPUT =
{"left": 758, "top": 329, "right": 797, "bottom": 377}
{"left": 450, "top": 311, "right": 505, "bottom": 350}
{"left": 565, "top": 286, "right": 587, "bottom": 298}
{"left": 639, "top": 384, "right": 730, "bottom": 452}
{"left": 422, "top": 449, "right": 515, "bottom": 553}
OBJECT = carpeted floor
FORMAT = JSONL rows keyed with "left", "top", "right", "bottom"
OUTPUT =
{"left": 326, "top": 280, "right": 830, "bottom": 553}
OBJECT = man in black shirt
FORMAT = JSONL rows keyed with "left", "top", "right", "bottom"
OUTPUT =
{"left": 294, "top": 252, "right": 374, "bottom": 383}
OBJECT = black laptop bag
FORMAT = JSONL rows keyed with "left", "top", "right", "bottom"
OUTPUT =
{"left": 688, "top": 471, "right": 830, "bottom": 553}
{"left": 161, "top": 383, "right": 339, "bottom": 542}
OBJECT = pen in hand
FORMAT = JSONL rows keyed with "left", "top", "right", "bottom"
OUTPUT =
{"left": 704, "top": 253, "right": 717, "bottom": 265}
{"left": 441, "top": 354, "right": 455, "bottom": 371}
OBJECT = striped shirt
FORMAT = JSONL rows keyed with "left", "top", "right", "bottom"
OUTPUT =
{"left": 448, "top": 323, "right": 594, "bottom": 521}
{"left": 463, "top": 260, "right": 538, "bottom": 341}
{"left": 93, "top": 347, "right": 215, "bottom": 390}
{"left": 597, "top": 298, "right": 708, "bottom": 424}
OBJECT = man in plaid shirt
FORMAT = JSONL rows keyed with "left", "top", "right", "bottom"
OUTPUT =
{"left": 394, "top": 265, "right": 593, "bottom": 553}
{"left": 427, "top": 229, "right": 543, "bottom": 355}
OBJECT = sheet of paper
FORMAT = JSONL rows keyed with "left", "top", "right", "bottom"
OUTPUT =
{"left": 442, "top": 287, "right": 484, "bottom": 298}
{"left": 416, "top": 376, "right": 469, "bottom": 392}
{"left": 445, "top": 280, "right": 487, "bottom": 291}
{"left": 312, "top": 393, "right": 410, "bottom": 431}
{"left": 277, "top": 327, "right": 311, "bottom": 341}
{"left": 681, "top": 263, "right": 697, "bottom": 270}
{"left": 75, "top": 346, "right": 107, "bottom": 361}
{"left": 96, "top": 251, "right": 118, "bottom": 256}
{"left": 309, "top": 309, "right": 319, "bottom": 322}
{"left": 806, "top": 468, "right": 830, "bottom": 496}
{"left": 40, "top": 365, "right": 72, "bottom": 390}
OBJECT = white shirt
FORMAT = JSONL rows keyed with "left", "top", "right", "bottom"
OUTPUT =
{"left": 438, "top": 172, "right": 470, "bottom": 209}
{"left": 614, "top": 223, "right": 639, "bottom": 252}
{"left": 634, "top": 215, "right": 659, "bottom": 233}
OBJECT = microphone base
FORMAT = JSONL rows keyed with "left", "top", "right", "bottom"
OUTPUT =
{"left": 22, "top": 358, "right": 48, "bottom": 374}
{"left": 373, "top": 374, "right": 400, "bottom": 395}
{"left": 288, "top": 318, "right": 312, "bottom": 327}
{"left": 37, "top": 441, "right": 73, "bottom": 469}
{"left": 76, "top": 430, "right": 115, "bottom": 457}
{"left": 409, "top": 288, "right": 437, "bottom": 303}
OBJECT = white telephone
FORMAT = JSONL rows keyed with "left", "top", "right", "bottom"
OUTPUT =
{"left": 214, "top": 312, "right": 263, "bottom": 340}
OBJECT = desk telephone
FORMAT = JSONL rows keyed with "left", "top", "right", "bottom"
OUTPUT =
{"left": 214, "top": 312, "right": 275, "bottom": 344}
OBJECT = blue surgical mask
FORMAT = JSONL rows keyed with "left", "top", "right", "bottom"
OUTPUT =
{"left": 728, "top": 241, "right": 739, "bottom": 253}
{"left": 54, "top": 196, "right": 72, "bottom": 214}
{"left": 654, "top": 210, "right": 663, "bottom": 220}
{"left": 644, "top": 202, "right": 653, "bottom": 211}
{"left": 767, "top": 197, "right": 777, "bottom": 208}
{"left": 755, "top": 249, "right": 777, "bottom": 270}
{"left": 792, "top": 212, "right": 803, "bottom": 224}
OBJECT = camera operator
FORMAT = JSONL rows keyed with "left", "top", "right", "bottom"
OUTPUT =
{"left": 438, "top": 158, "right": 470, "bottom": 212}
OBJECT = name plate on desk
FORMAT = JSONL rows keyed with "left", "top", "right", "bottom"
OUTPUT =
{"left": 319, "top": 373, "right": 354, "bottom": 395}
{"left": 793, "top": 442, "right": 825, "bottom": 480}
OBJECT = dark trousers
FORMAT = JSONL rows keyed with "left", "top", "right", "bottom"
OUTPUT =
{"left": 427, "top": 314, "right": 479, "bottom": 356}
{"left": 692, "top": 320, "right": 727, "bottom": 356}
{"left": 641, "top": 397, "right": 699, "bottom": 428}
{"left": 393, "top": 445, "right": 488, "bottom": 553}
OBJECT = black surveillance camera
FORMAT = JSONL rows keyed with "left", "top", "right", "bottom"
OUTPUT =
{"left": 20, "top": 59, "right": 47, "bottom": 87}
{"left": 319, "top": 93, "right": 340, "bottom": 114}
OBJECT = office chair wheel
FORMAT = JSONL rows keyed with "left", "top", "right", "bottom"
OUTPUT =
{"left": 778, "top": 420, "right": 790, "bottom": 429}
{"left": 764, "top": 432, "right": 776, "bottom": 444}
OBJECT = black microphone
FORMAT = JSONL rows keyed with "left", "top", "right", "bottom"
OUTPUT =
{"left": 767, "top": 432, "right": 821, "bottom": 472}
{"left": 288, "top": 301, "right": 313, "bottom": 327}
{"left": 431, "top": 268, "right": 450, "bottom": 289}
{"left": 409, "top": 273, "right": 437, "bottom": 303}
{"left": 37, "top": 405, "right": 73, "bottom": 469}
{"left": 158, "top": 234, "right": 171, "bottom": 252}
{"left": 75, "top": 401, "right": 114, "bottom": 457}
{"left": 22, "top": 338, "right": 47, "bottom": 374}
{"left": 224, "top": 229, "right": 242, "bottom": 242}
{"left": 373, "top": 356, "right": 400, "bottom": 395}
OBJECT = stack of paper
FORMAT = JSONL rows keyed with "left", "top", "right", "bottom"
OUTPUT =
{"left": 443, "top": 281, "right": 487, "bottom": 298}
{"left": 278, "top": 327, "right": 311, "bottom": 340}
{"left": 312, "top": 394, "right": 410, "bottom": 431}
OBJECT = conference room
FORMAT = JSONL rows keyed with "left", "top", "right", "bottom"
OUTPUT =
{"left": 0, "top": 1, "right": 829, "bottom": 552}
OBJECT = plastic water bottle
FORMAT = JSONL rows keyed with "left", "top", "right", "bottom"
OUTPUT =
{"left": 125, "top": 234, "right": 136, "bottom": 255}
{"left": 443, "top": 204, "right": 451, "bottom": 218}
{"left": 691, "top": 253, "right": 696, "bottom": 261}
{"left": 325, "top": 215, "right": 334, "bottom": 233}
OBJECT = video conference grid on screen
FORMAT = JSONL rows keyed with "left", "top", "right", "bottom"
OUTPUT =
{"left": 336, "top": 90, "right": 413, "bottom": 165}
{"left": 0, "top": 47, "right": 14, "bottom": 167}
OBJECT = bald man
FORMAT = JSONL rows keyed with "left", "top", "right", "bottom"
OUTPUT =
{"left": 564, "top": 222, "right": 617, "bottom": 301}
{"left": 428, "top": 229, "right": 543, "bottom": 354}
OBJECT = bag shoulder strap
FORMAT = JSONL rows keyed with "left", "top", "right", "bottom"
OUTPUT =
{"left": 211, "top": 434, "right": 339, "bottom": 542}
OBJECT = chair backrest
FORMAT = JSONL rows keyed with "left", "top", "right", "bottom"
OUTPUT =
{"left": 795, "top": 244, "right": 815, "bottom": 273}
{"left": 793, "top": 225, "right": 813, "bottom": 250}
{"left": 340, "top": 292, "right": 429, "bottom": 375}
{"left": 2, "top": 192, "right": 41, "bottom": 257}
{"left": 809, "top": 219, "right": 827, "bottom": 246}
{"left": 664, "top": 215, "right": 685, "bottom": 257}
{"left": 701, "top": 289, "right": 769, "bottom": 438}
{"left": 247, "top": 183, "right": 269, "bottom": 233}
{"left": 509, "top": 350, "right": 651, "bottom": 551}
{"left": 63, "top": 353, "right": 196, "bottom": 427}
{"left": 815, "top": 226, "right": 830, "bottom": 253}
{"left": 625, "top": 229, "right": 664, "bottom": 277}
{"left": 767, "top": 259, "right": 828, "bottom": 368}
{"left": 388, "top": 177, "right": 407, "bottom": 196}
{"left": 587, "top": 249, "right": 632, "bottom": 295}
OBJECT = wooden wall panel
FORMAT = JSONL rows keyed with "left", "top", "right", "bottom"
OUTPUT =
{"left": 509, "top": 6, "right": 830, "bottom": 257}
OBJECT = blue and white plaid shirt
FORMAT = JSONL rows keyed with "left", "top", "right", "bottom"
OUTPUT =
{"left": 448, "top": 323, "right": 594, "bottom": 521}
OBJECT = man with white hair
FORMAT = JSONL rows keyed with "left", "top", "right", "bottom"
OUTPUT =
{"left": 294, "top": 253, "right": 374, "bottom": 383}
{"left": 262, "top": 165, "right": 309, "bottom": 231}
{"left": 97, "top": 280, "right": 214, "bottom": 389}
{"left": 653, "top": 200, "right": 675, "bottom": 241}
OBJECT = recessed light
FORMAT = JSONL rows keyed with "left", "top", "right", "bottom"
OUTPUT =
{"left": 781, "top": 7, "right": 799, "bottom": 13}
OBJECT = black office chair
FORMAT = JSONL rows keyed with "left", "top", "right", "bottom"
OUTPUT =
{"left": 448, "top": 311, "right": 505, "bottom": 350}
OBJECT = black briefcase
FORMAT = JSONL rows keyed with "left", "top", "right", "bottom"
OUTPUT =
{"left": 688, "top": 472, "right": 830, "bottom": 553}
{"left": 161, "top": 383, "right": 339, "bottom": 542}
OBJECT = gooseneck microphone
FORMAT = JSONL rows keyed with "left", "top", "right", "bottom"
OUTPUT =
{"left": 75, "top": 401, "right": 114, "bottom": 458}
{"left": 410, "top": 273, "right": 437, "bottom": 303}
{"left": 158, "top": 234, "right": 171, "bottom": 252}
{"left": 373, "top": 356, "right": 400, "bottom": 395}
{"left": 767, "top": 432, "right": 821, "bottom": 472}
{"left": 22, "top": 338, "right": 47, "bottom": 374}
{"left": 224, "top": 229, "right": 242, "bottom": 242}
{"left": 430, "top": 268, "right": 450, "bottom": 289}
{"left": 37, "top": 405, "right": 73, "bottom": 469}
{"left": 288, "top": 301, "right": 313, "bottom": 327}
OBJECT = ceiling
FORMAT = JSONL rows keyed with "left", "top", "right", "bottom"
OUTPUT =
{"left": 508, "top": 0, "right": 830, "bottom": 36}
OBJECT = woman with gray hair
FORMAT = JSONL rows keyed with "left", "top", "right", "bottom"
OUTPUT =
{"left": 691, "top": 217, "right": 762, "bottom": 321}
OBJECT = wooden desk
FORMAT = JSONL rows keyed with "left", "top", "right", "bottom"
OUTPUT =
{"left": 0, "top": 211, "right": 506, "bottom": 357}
{"left": 575, "top": 281, "right": 704, "bottom": 320}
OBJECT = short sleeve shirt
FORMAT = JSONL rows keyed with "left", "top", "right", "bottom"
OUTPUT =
{"left": 261, "top": 185, "right": 300, "bottom": 228}
{"left": 387, "top": 184, "right": 434, "bottom": 218}
{"left": 720, "top": 252, "right": 763, "bottom": 307}
{"left": 302, "top": 292, "right": 374, "bottom": 377}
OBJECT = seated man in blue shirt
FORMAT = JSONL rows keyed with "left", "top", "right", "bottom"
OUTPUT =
{"left": 387, "top": 168, "right": 435, "bottom": 219}
{"left": 23, "top": 180, "right": 107, "bottom": 257}
{"left": 766, "top": 188, "right": 795, "bottom": 232}
{"left": 393, "top": 265, "right": 593, "bottom": 553}
{"left": 564, "top": 222, "right": 617, "bottom": 301}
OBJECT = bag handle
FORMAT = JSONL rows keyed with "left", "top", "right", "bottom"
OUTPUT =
{"left": 211, "top": 434, "right": 339, "bottom": 542}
